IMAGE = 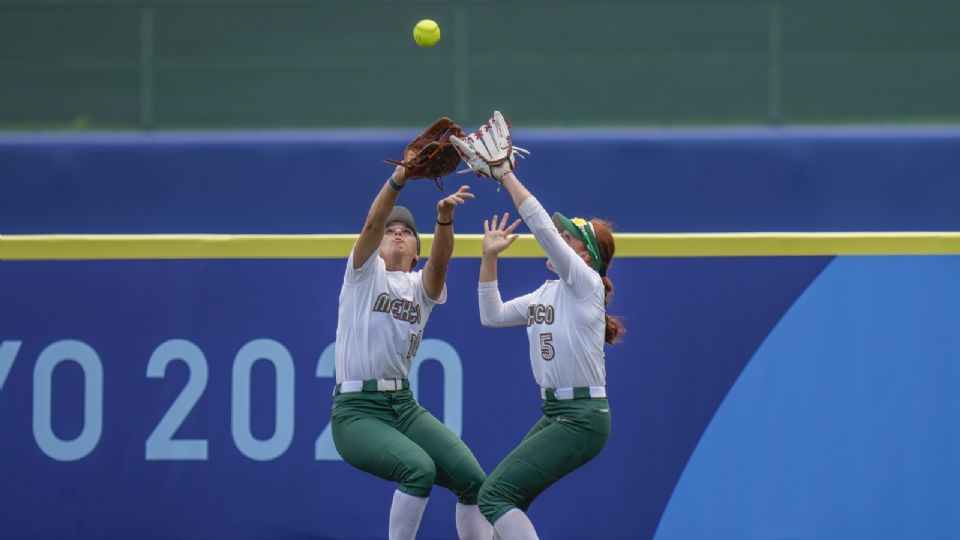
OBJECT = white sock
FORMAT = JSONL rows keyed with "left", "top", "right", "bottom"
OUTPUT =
{"left": 492, "top": 509, "right": 540, "bottom": 540}
{"left": 389, "top": 490, "right": 429, "bottom": 540}
{"left": 455, "top": 502, "right": 493, "bottom": 540}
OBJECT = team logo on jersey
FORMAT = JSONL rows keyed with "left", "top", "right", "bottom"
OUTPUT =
{"left": 526, "top": 304, "right": 555, "bottom": 326}
{"left": 372, "top": 293, "right": 421, "bottom": 324}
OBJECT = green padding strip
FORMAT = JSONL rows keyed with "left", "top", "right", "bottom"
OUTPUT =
{"left": 2, "top": 232, "right": 960, "bottom": 260}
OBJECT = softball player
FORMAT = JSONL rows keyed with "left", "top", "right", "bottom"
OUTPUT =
{"left": 331, "top": 162, "right": 491, "bottom": 540}
{"left": 471, "top": 158, "right": 623, "bottom": 539}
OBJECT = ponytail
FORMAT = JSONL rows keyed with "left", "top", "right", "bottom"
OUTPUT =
{"left": 600, "top": 275, "right": 623, "bottom": 344}
{"left": 591, "top": 219, "right": 625, "bottom": 345}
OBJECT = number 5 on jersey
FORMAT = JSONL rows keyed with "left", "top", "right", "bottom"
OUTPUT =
{"left": 539, "top": 333, "right": 554, "bottom": 361}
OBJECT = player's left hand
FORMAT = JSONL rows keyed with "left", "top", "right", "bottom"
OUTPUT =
{"left": 437, "top": 185, "right": 474, "bottom": 222}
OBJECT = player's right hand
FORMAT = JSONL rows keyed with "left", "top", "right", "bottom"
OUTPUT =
{"left": 482, "top": 212, "right": 522, "bottom": 256}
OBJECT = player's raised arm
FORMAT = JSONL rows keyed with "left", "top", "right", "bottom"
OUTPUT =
{"left": 354, "top": 117, "right": 465, "bottom": 269}
{"left": 477, "top": 212, "right": 531, "bottom": 328}
{"left": 452, "top": 111, "right": 589, "bottom": 286}
{"left": 422, "top": 185, "right": 474, "bottom": 300}
{"left": 479, "top": 211, "right": 521, "bottom": 284}
{"left": 353, "top": 165, "right": 409, "bottom": 269}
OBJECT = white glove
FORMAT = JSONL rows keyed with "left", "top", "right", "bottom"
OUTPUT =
{"left": 450, "top": 111, "right": 530, "bottom": 181}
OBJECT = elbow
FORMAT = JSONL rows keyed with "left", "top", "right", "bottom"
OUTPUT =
{"left": 479, "top": 312, "right": 510, "bottom": 328}
{"left": 360, "top": 221, "right": 380, "bottom": 238}
{"left": 478, "top": 309, "right": 502, "bottom": 328}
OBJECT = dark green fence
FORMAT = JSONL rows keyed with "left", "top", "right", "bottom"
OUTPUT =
{"left": 1, "top": 0, "right": 958, "bottom": 129}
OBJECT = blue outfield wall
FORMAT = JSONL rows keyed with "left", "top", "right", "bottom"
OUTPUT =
{"left": 2, "top": 129, "right": 960, "bottom": 539}
{"left": 2, "top": 256, "right": 960, "bottom": 540}
{"left": 2, "top": 127, "right": 960, "bottom": 234}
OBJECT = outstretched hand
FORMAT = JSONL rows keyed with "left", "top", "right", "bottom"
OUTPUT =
{"left": 482, "top": 212, "right": 522, "bottom": 256}
{"left": 437, "top": 185, "right": 474, "bottom": 221}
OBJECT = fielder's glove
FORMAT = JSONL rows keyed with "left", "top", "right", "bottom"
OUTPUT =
{"left": 385, "top": 117, "right": 465, "bottom": 190}
{"left": 450, "top": 111, "right": 530, "bottom": 181}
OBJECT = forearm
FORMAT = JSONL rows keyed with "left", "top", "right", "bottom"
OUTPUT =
{"left": 496, "top": 169, "right": 531, "bottom": 210}
{"left": 366, "top": 168, "right": 407, "bottom": 230}
{"left": 422, "top": 208, "right": 455, "bottom": 299}
{"left": 478, "top": 281, "right": 530, "bottom": 327}
{"left": 355, "top": 167, "right": 407, "bottom": 264}
{"left": 518, "top": 195, "right": 581, "bottom": 281}
{"left": 479, "top": 253, "right": 499, "bottom": 283}
{"left": 428, "top": 219, "right": 455, "bottom": 273}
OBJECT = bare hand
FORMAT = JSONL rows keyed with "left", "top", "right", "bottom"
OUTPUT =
{"left": 482, "top": 212, "right": 522, "bottom": 256}
{"left": 437, "top": 185, "right": 474, "bottom": 220}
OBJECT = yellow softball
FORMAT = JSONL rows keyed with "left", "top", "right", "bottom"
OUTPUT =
{"left": 413, "top": 19, "right": 441, "bottom": 47}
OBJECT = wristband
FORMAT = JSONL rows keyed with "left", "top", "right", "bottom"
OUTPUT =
{"left": 389, "top": 177, "right": 404, "bottom": 192}
{"left": 436, "top": 218, "right": 453, "bottom": 226}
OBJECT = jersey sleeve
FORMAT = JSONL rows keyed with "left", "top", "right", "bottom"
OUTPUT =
{"left": 343, "top": 243, "right": 382, "bottom": 285}
{"left": 478, "top": 280, "right": 537, "bottom": 328}
{"left": 417, "top": 270, "right": 447, "bottom": 309}
{"left": 518, "top": 196, "right": 599, "bottom": 299}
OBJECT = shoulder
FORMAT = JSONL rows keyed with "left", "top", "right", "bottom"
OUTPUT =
{"left": 561, "top": 268, "right": 603, "bottom": 296}
{"left": 344, "top": 250, "right": 385, "bottom": 285}
{"left": 536, "top": 280, "right": 558, "bottom": 295}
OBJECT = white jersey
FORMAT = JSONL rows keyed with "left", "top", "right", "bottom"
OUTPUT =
{"left": 335, "top": 247, "right": 446, "bottom": 383}
{"left": 478, "top": 196, "right": 606, "bottom": 389}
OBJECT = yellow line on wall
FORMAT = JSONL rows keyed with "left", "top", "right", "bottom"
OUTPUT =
{"left": 2, "top": 233, "right": 960, "bottom": 261}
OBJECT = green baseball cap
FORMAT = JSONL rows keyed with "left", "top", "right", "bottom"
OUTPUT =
{"left": 552, "top": 212, "right": 603, "bottom": 274}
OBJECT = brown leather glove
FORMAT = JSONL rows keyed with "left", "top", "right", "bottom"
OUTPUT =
{"left": 385, "top": 117, "right": 465, "bottom": 189}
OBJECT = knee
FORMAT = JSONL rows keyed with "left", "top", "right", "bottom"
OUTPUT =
{"left": 477, "top": 481, "right": 507, "bottom": 523}
{"left": 455, "top": 464, "right": 487, "bottom": 504}
{"left": 398, "top": 453, "right": 437, "bottom": 497}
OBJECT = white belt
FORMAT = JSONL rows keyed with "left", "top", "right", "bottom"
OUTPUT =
{"left": 338, "top": 378, "right": 406, "bottom": 393}
{"left": 541, "top": 386, "right": 607, "bottom": 401}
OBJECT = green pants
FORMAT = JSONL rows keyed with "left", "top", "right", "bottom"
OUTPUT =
{"left": 478, "top": 398, "right": 611, "bottom": 524}
{"left": 331, "top": 388, "right": 486, "bottom": 503}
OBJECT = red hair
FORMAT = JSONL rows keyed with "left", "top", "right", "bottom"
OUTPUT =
{"left": 590, "top": 219, "right": 625, "bottom": 345}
